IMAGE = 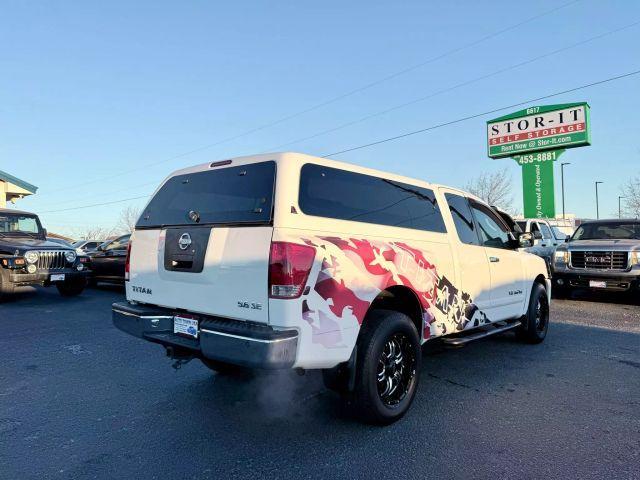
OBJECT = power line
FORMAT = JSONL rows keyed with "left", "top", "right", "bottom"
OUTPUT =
{"left": 39, "top": 69, "right": 640, "bottom": 213}
{"left": 263, "top": 20, "right": 640, "bottom": 152}
{"left": 39, "top": 0, "right": 581, "bottom": 197}
{"left": 322, "top": 69, "right": 640, "bottom": 158}
{"left": 40, "top": 194, "right": 151, "bottom": 213}
{"left": 43, "top": 178, "right": 163, "bottom": 208}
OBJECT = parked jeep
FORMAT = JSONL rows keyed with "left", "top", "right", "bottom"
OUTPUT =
{"left": 0, "top": 208, "right": 89, "bottom": 299}
{"left": 553, "top": 219, "right": 640, "bottom": 296}
{"left": 113, "top": 152, "right": 550, "bottom": 424}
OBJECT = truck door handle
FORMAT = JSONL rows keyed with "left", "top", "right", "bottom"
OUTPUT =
{"left": 541, "top": 243, "right": 547, "bottom": 247}
{"left": 489, "top": 256, "right": 500, "bottom": 263}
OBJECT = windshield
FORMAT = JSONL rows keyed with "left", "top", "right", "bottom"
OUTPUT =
{"left": 72, "top": 240, "right": 85, "bottom": 247}
{"left": 572, "top": 222, "right": 640, "bottom": 240}
{"left": 137, "top": 161, "right": 276, "bottom": 228}
{"left": 516, "top": 221, "right": 527, "bottom": 232}
{"left": 0, "top": 213, "right": 42, "bottom": 235}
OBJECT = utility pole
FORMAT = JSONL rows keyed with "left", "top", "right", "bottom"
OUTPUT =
{"left": 561, "top": 162, "right": 571, "bottom": 220}
{"left": 595, "top": 181, "right": 603, "bottom": 219}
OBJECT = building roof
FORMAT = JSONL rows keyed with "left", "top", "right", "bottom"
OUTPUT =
{"left": 0, "top": 207, "right": 36, "bottom": 216}
{"left": 47, "top": 232, "right": 75, "bottom": 242}
{"left": 0, "top": 170, "right": 38, "bottom": 194}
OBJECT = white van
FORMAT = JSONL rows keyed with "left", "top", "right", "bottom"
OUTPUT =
{"left": 113, "top": 152, "right": 550, "bottom": 424}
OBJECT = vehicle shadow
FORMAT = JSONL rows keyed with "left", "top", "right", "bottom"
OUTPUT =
{"left": 90, "top": 283, "right": 126, "bottom": 294}
{"left": 8, "top": 317, "right": 638, "bottom": 480}
{"left": 0, "top": 285, "right": 43, "bottom": 305}
{"left": 555, "top": 288, "right": 639, "bottom": 306}
{"left": 96, "top": 322, "right": 638, "bottom": 478}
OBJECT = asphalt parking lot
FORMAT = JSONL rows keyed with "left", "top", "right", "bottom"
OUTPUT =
{"left": 1, "top": 286, "right": 639, "bottom": 480}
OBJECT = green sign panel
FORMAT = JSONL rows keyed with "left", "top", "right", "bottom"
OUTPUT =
{"left": 487, "top": 102, "right": 590, "bottom": 158}
{"left": 514, "top": 149, "right": 565, "bottom": 218}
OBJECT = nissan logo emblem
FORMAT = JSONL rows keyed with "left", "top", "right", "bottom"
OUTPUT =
{"left": 178, "top": 233, "right": 192, "bottom": 250}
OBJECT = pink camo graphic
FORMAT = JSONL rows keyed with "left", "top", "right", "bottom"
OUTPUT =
{"left": 300, "top": 236, "right": 488, "bottom": 346}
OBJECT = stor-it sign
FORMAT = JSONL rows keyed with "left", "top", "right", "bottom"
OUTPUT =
{"left": 487, "top": 102, "right": 590, "bottom": 158}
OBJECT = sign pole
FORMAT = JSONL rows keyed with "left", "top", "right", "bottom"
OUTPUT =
{"left": 561, "top": 162, "right": 571, "bottom": 220}
{"left": 513, "top": 150, "right": 564, "bottom": 219}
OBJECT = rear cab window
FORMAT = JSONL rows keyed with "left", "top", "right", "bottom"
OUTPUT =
{"left": 298, "top": 163, "right": 446, "bottom": 233}
{"left": 137, "top": 161, "right": 276, "bottom": 228}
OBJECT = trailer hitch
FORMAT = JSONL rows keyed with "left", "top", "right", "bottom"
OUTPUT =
{"left": 165, "top": 346, "right": 195, "bottom": 371}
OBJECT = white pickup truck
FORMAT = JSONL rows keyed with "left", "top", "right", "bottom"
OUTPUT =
{"left": 113, "top": 152, "right": 550, "bottom": 424}
{"left": 516, "top": 218, "right": 568, "bottom": 268}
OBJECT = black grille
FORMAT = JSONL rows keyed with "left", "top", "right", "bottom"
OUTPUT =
{"left": 36, "top": 250, "right": 68, "bottom": 270}
{"left": 570, "top": 251, "right": 628, "bottom": 270}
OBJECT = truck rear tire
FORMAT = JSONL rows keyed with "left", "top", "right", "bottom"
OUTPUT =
{"left": 352, "top": 309, "right": 421, "bottom": 425}
{"left": 56, "top": 278, "right": 87, "bottom": 297}
{"left": 517, "top": 283, "right": 549, "bottom": 344}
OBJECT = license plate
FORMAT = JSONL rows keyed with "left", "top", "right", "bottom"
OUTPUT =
{"left": 589, "top": 280, "right": 607, "bottom": 288}
{"left": 50, "top": 274, "right": 65, "bottom": 282}
{"left": 173, "top": 316, "right": 199, "bottom": 338}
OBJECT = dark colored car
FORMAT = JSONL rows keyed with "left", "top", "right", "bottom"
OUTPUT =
{"left": 86, "top": 234, "right": 130, "bottom": 285}
{"left": 553, "top": 219, "right": 640, "bottom": 295}
{"left": 0, "top": 208, "right": 89, "bottom": 299}
{"left": 72, "top": 239, "right": 103, "bottom": 254}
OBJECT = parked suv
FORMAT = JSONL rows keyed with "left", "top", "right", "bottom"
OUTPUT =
{"left": 553, "top": 219, "right": 640, "bottom": 296}
{"left": 0, "top": 208, "right": 89, "bottom": 299}
{"left": 113, "top": 153, "right": 550, "bottom": 424}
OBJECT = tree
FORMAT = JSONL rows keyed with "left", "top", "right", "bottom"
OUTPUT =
{"left": 73, "top": 225, "right": 117, "bottom": 241}
{"left": 117, "top": 205, "right": 141, "bottom": 233}
{"left": 465, "top": 168, "right": 514, "bottom": 212}
{"left": 620, "top": 175, "right": 640, "bottom": 218}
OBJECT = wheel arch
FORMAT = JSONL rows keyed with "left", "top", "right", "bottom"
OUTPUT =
{"left": 362, "top": 285, "right": 424, "bottom": 340}
{"left": 525, "top": 274, "right": 549, "bottom": 312}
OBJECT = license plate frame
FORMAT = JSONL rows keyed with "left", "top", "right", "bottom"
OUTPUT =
{"left": 589, "top": 280, "right": 607, "bottom": 288}
{"left": 50, "top": 274, "right": 66, "bottom": 282}
{"left": 173, "top": 315, "right": 199, "bottom": 339}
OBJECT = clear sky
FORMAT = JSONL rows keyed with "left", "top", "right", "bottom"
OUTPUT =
{"left": 2, "top": 0, "right": 639, "bottom": 237}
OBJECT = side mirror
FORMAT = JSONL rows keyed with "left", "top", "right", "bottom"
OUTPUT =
{"left": 564, "top": 237, "right": 570, "bottom": 242}
{"left": 533, "top": 231, "right": 543, "bottom": 240}
{"left": 518, "top": 232, "right": 534, "bottom": 248}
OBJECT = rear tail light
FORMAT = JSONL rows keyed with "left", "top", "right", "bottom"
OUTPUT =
{"left": 124, "top": 241, "right": 132, "bottom": 281}
{"left": 268, "top": 241, "right": 316, "bottom": 299}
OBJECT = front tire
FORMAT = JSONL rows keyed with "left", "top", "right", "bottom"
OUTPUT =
{"left": 352, "top": 309, "right": 421, "bottom": 425}
{"left": 517, "top": 282, "right": 549, "bottom": 344}
{"left": 56, "top": 278, "right": 87, "bottom": 297}
{"left": 0, "top": 271, "right": 14, "bottom": 301}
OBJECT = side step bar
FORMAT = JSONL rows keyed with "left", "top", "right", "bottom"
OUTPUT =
{"left": 441, "top": 320, "right": 522, "bottom": 347}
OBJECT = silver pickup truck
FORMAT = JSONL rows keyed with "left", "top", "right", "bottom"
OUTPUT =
{"left": 552, "top": 219, "right": 640, "bottom": 296}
